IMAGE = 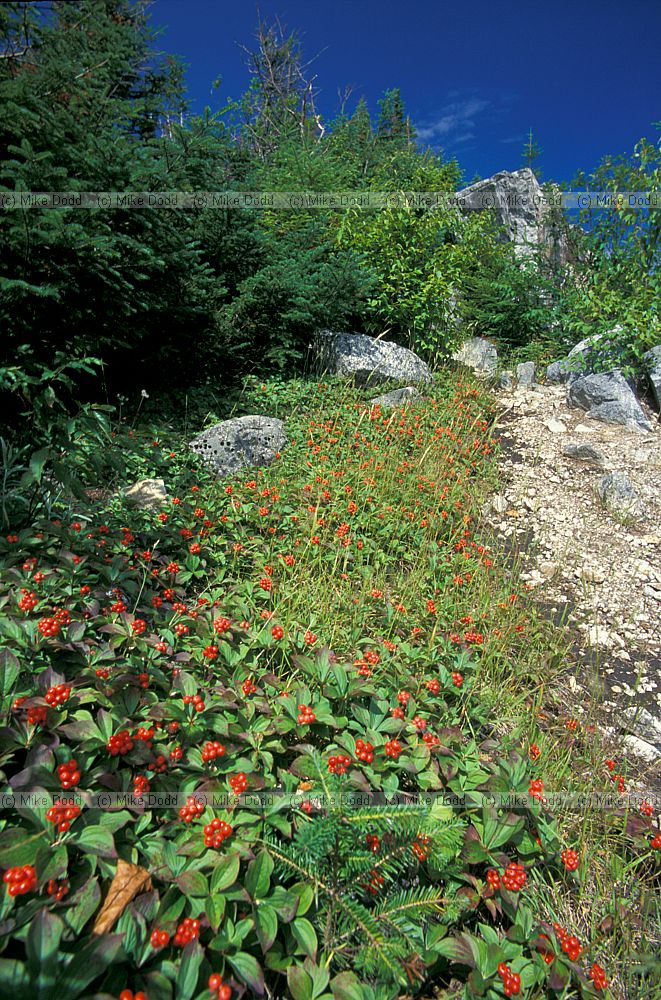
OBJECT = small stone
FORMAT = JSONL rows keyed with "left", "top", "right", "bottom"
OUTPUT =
{"left": 578, "top": 566, "right": 606, "bottom": 584}
{"left": 516, "top": 361, "right": 536, "bottom": 386}
{"left": 491, "top": 495, "right": 508, "bottom": 513}
{"left": 498, "top": 370, "right": 514, "bottom": 390}
{"left": 544, "top": 418, "right": 567, "bottom": 433}
{"left": 588, "top": 625, "right": 614, "bottom": 646}
{"left": 594, "top": 471, "right": 645, "bottom": 520}
{"left": 123, "top": 478, "right": 167, "bottom": 511}
{"left": 574, "top": 424, "right": 593, "bottom": 433}
{"left": 563, "top": 442, "right": 607, "bottom": 466}
{"left": 538, "top": 561, "right": 558, "bottom": 580}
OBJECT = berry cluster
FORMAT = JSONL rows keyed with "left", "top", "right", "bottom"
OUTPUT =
{"left": 107, "top": 731, "right": 134, "bottom": 756}
{"left": 45, "top": 684, "right": 71, "bottom": 707}
{"left": 183, "top": 693, "right": 205, "bottom": 712}
{"left": 412, "top": 715, "right": 426, "bottom": 731}
{"left": 119, "top": 990, "right": 147, "bottom": 1000}
{"left": 131, "top": 619, "right": 147, "bottom": 635}
{"left": 242, "top": 677, "right": 256, "bottom": 696}
{"left": 411, "top": 834, "right": 431, "bottom": 861}
{"left": 502, "top": 862, "right": 527, "bottom": 892}
{"left": 497, "top": 962, "right": 521, "bottom": 997}
{"left": 38, "top": 617, "right": 61, "bottom": 637}
{"left": 204, "top": 818, "right": 233, "bottom": 848}
{"left": 229, "top": 772, "right": 248, "bottom": 795}
{"left": 560, "top": 848, "right": 579, "bottom": 871}
{"left": 355, "top": 739, "right": 374, "bottom": 763}
{"left": 553, "top": 922, "right": 582, "bottom": 961}
{"left": 451, "top": 672, "right": 463, "bottom": 687}
{"left": 426, "top": 678, "right": 440, "bottom": 694}
{"left": 297, "top": 704, "right": 316, "bottom": 725}
{"left": 213, "top": 616, "right": 231, "bottom": 634}
{"left": 18, "top": 589, "right": 38, "bottom": 612}
{"left": 363, "top": 868, "right": 385, "bottom": 895}
{"left": 365, "top": 834, "right": 380, "bottom": 854}
{"left": 3, "top": 865, "right": 37, "bottom": 896}
{"left": 588, "top": 962, "right": 608, "bottom": 991}
{"left": 327, "top": 754, "right": 351, "bottom": 775}
{"left": 179, "top": 796, "right": 205, "bottom": 823}
{"left": 486, "top": 868, "right": 501, "bottom": 890}
{"left": 528, "top": 778, "right": 545, "bottom": 801}
{"left": 173, "top": 917, "right": 200, "bottom": 947}
{"left": 150, "top": 928, "right": 170, "bottom": 949}
{"left": 271, "top": 625, "right": 284, "bottom": 640}
{"left": 46, "top": 878, "right": 69, "bottom": 901}
{"left": 133, "top": 775, "right": 150, "bottom": 797}
{"left": 208, "top": 973, "right": 232, "bottom": 999}
{"left": 384, "top": 739, "right": 403, "bottom": 759}
{"left": 46, "top": 800, "right": 81, "bottom": 832}
{"left": 57, "top": 759, "right": 81, "bottom": 788}
{"left": 201, "top": 741, "right": 226, "bottom": 763}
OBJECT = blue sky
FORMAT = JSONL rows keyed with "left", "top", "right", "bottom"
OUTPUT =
{"left": 150, "top": 0, "right": 661, "bottom": 184}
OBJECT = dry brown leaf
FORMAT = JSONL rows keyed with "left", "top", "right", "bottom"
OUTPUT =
{"left": 92, "top": 858, "right": 152, "bottom": 935}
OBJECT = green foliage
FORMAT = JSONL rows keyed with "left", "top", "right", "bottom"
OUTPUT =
{"left": 460, "top": 241, "right": 559, "bottom": 349}
{"left": 559, "top": 129, "right": 661, "bottom": 373}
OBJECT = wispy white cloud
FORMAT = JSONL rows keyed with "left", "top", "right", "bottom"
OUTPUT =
{"left": 416, "top": 97, "right": 490, "bottom": 145}
{"left": 500, "top": 133, "right": 526, "bottom": 145}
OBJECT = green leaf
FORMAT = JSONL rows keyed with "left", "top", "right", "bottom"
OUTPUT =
{"left": 55, "top": 934, "right": 123, "bottom": 997}
{"left": 254, "top": 903, "right": 278, "bottom": 953}
{"left": 210, "top": 853, "right": 240, "bottom": 892}
{"left": 331, "top": 972, "right": 368, "bottom": 1000}
{"left": 0, "top": 649, "right": 20, "bottom": 696}
{"left": 26, "top": 908, "right": 63, "bottom": 990}
{"left": 28, "top": 447, "right": 50, "bottom": 485}
{"left": 175, "top": 941, "right": 204, "bottom": 1000}
{"left": 245, "top": 849, "right": 273, "bottom": 900}
{"left": 0, "top": 829, "right": 49, "bottom": 868}
{"left": 175, "top": 871, "right": 208, "bottom": 897}
{"left": 291, "top": 917, "right": 317, "bottom": 960}
{"left": 74, "top": 825, "right": 116, "bottom": 858}
{"left": 287, "top": 964, "right": 313, "bottom": 1000}
{"left": 227, "top": 951, "right": 265, "bottom": 995}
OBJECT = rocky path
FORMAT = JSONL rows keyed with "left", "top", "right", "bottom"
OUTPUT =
{"left": 484, "top": 380, "right": 661, "bottom": 763}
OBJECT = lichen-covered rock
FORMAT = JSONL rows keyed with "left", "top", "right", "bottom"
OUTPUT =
{"left": 456, "top": 167, "right": 571, "bottom": 262}
{"left": 545, "top": 359, "right": 571, "bottom": 383}
{"left": 567, "top": 372, "right": 652, "bottom": 432}
{"left": 189, "top": 415, "right": 287, "bottom": 478}
{"left": 315, "top": 331, "right": 433, "bottom": 385}
{"left": 123, "top": 478, "right": 167, "bottom": 510}
{"left": 452, "top": 337, "right": 498, "bottom": 376}
{"left": 516, "top": 361, "right": 536, "bottom": 386}
{"left": 369, "top": 386, "right": 422, "bottom": 409}
{"left": 562, "top": 442, "right": 607, "bottom": 467}
{"left": 594, "top": 471, "right": 645, "bottom": 519}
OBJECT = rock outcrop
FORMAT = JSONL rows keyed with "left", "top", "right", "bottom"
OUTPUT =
{"left": 452, "top": 337, "right": 498, "bottom": 376}
{"left": 567, "top": 372, "right": 652, "bottom": 433}
{"left": 189, "top": 416, "right": 287, "bottom": 478}
{"left": 456, "top": 167, "right": 570, "bottom": 262}
{"left": 315, "top": 331, "right": 433, "bottom": 385}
